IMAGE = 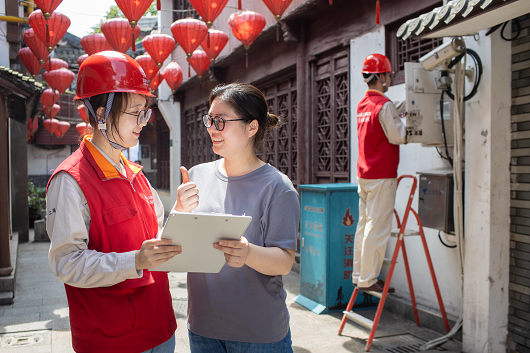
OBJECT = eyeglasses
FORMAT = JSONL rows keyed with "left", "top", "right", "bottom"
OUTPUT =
{"left": 202, "top": 114, "right": 246, "bottom": 131}
{"left": 122, "top": 109, "right": 152, "bottom": 125}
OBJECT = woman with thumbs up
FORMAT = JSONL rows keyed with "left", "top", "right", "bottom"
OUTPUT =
{"left": 174, "top": 83, "right": 300, "bottom": 352}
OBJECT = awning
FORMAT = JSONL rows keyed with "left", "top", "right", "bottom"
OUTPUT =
{"left": 396, "top": 0, "right": 530, "bottom": 40}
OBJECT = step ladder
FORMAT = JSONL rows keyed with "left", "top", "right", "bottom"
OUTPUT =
{"left": 338, "top": 175, "right": 451, "bottom": 351}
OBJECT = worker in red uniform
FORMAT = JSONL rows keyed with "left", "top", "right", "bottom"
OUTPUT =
{"left": 352, "top": 54, "right": 407, "bottom": 292}
{"left": 46, "top": 51, "right": 181, "bottom": 353}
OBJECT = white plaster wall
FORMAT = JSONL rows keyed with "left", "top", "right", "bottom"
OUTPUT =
{"left": 156, "top": 0, "right": 182, "bottom": 214}
{"left": 350, "top": 29, "right": 462, "bottom": 318}
{"left": 462, "top": 30, "right": 511, "bottom": 352}
{"left": 0, "top": 0, "right": 9, "bottom": 68}
{"left": 27, "top": 144, "right": 71, "bottom": 176}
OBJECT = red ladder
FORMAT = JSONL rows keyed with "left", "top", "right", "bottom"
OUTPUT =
{"left": 338, "top": 175, "right": 451, "bottom": 351}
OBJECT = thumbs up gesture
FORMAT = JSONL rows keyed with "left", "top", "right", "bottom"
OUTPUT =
{"left": 173, "top": 166, "right": 199, "bottom": 212}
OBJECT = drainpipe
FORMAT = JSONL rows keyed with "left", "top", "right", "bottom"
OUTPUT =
{"left": 0, "top": 16, "right": 28, "bottom": 23}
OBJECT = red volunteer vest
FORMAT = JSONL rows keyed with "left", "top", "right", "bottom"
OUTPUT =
{"left": 357, "top": 90, "right": 399, "bottom": 179}
{"left": 47, "top": 138, "right": 176, "bottom": 353}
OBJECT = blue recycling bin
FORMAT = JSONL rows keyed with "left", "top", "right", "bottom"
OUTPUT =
{"left": 294, "top": 183, "right": 379, "bottom": 314}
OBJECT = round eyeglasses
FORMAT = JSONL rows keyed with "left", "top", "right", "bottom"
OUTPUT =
{"left": 122, "top": 109, "right": 152, "bottom": 125}
{"left": 202, "top": 114, "right": 246, "bottom": 131}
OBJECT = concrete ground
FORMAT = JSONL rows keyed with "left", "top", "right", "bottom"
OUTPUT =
{"left": 0, "top": 231, "right": 462, "bottom": 352}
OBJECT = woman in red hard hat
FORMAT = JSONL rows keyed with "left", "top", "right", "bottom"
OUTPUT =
{"left": 46, "top": 51, "right": 181, "bottom": 353}
{"left": 352, "top": 53, "right": 407, "bottom": 293}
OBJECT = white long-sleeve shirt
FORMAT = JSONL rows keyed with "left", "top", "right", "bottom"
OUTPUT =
{"left": 46, "top": 140, "right": 164, "bottom": 288}
{"left": 374, "top": 90, "right": 407, "bottom": 145}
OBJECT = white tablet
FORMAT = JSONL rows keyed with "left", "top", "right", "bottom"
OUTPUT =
{"left": 149, "top": 211, "right": 252, "bottom": 273}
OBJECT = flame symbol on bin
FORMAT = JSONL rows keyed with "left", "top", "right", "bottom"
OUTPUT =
{"left": 342, "top": 208, "right": 354, "bottom": 227}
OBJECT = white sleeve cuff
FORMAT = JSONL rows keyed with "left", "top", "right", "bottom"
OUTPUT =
{"left": 117, "top": 251, "right": 143, "bottom": 279}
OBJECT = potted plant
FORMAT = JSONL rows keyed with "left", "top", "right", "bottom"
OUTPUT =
{"left": 28, "top": 180, "right": 46, "bottom": 228}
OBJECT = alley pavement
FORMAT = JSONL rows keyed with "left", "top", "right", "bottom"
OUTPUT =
{"left": 0, "top": 231, "right": 462, "bottom": 352}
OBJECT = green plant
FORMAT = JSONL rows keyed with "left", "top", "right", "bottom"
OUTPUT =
{"left": 28, "top": 180, "right": 46, "bottom": 215}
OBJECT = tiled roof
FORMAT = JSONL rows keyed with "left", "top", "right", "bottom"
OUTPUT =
{"left": 0, "top": 66, "right": 44, "bottom": 94}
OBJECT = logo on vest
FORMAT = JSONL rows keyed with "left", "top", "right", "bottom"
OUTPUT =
{"left": 143, "top": 194, "right": 154, "bottom": 204}
{"left": 357, "top": 111, "right": 371, "bottom": 123}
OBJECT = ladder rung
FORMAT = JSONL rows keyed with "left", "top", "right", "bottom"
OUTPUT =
{"left": 343, "top": 311, "right": 374, "bottom": 329}
{"left": 391, "top": 229, "right": 421, "bottom": 237}
{"left": 360, "top": 290, "right": 382, "bottom": 299}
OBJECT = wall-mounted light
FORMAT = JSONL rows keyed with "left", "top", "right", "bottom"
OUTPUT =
{"left": 397, "top": 19, "right": 413, "bottom": 40}
{"left": 416, "top": 13, "right": 435, "bottom": 36}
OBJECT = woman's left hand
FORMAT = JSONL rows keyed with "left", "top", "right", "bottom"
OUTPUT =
{"left": 213, "top": 237, "right": 250, "bottom": 268}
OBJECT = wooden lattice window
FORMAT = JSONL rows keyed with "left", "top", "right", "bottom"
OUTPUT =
{"left": 311, "top": 47, "right": 350, "bottom": 184}
{"left": 259, "top": 75, "right": 298, "bottom": 187}
{"left": 182, "top": 103, "right": 219, "bottom": 169}
{"left": 157, "top": 113, "right": 170, "bottom": 190}
{"left": 173, "top": 0, "right": 198, "bottom": 22}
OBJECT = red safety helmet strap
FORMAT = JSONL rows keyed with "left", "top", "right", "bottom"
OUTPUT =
{"left": 362, "top": 54, "right": 393, "bottom": 74}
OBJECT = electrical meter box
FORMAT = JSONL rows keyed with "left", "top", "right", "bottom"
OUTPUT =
{"left": 417, "top": 169, "right": 454, "bottom": 233}
{"left": 405, "top": 62, "right": 454, "bottom": 147}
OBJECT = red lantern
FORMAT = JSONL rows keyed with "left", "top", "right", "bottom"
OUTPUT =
{"left": 18, "top": 47, "right": 44, "bottom": 77}
{"left": 43, "top": 118, "right": 59, "bottom": 134}
{"left": 80, "top": 33, "right": 113, "bottom": 56}
{"left": 115, "top": 0, "right": 152, "bottom": 28}
{"left": 43, "top": 68, "right": 75, "bottom": 94}
{"left": 135, "top": 54, "right": 160, "bottom": 82}
{"left": 77, "top": 104, "right": 89, "bottom": 123}
{"left": 200, "top": 29, "right": 228, "bottom": 64}
{"left": 101, "top": 18, "right": 141, "bottom": 53}
{"left": 53, "top": 129, "right": 61, "bottom": 137}
{"left": 45, "top": 104, "right": 60, "bottom": 119}
{"left": 171, "top": 18, "right": 208, "bottom": 59}
{"left": 76, "top": 122, "right": 93, "bottom": 136}
{"left": 188, "top": 0, "right": 228, "bottom": 29}
{"left": 163, "top": 61, "right": 183, "bottom": 93}
{"left": 44, "top": 58, "right": 68, "bottom": 71}
{"left": 187, "top": 49, "right": 210, "bottom": 79}
{"left": 262, "top": 0, "right": 294, "bottom": 41}
{"left": 78, "top": 54, "right": 88, "bottom": 66}
{"left": 23, "top": 28, "right": 49, "bottom": 64}
{"left": 149, "top": 71, "right": 165, "bottom": 92}
{"left": 33, "top": 0, "right": 63, "bottom": 20}
{"left": 56, "top": 121, "right": 70, "bottom": 138}
{"left": 40, "top": 88, "right": 60, "bottom": 110}
{"left": 228, "top": 10, "right": 266, "bottom": 67}
{"left": 142, "top": 34, "right": 175, "bottom": 68}
{"left": 28, "top": 117, "right": 39, "bottom": 135}
{"left": 28, "top": 10, "right": 71, "bottom": 53}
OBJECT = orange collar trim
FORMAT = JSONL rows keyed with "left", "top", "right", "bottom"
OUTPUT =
{"left": 366, "top": 89, "right": 386, "bottom": 98}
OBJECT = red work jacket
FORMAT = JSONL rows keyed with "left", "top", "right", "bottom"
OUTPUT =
{"left": 357, "top": 90, "right": 399, "bottom": 179}
{"left": 47, "top": 138, "right": 176, "bottom": 353}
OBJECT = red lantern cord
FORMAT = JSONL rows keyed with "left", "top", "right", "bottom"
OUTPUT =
{"left": 376, "top": 0, "right": 380, "bottom": 25}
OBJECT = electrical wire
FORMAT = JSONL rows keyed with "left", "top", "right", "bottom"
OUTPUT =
{"left": 439, "top": 90, "right": 453, "bottom": 167}
{"left": 444, "top": 48, "right": 482, "bottom": 102}
{"left": 438, "top": 231, "right": 457, "bottom": 248}
{"left": 485, "top": 18, "right": 520, "bottom": 42}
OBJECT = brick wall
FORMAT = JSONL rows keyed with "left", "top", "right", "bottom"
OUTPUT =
{"left": 510, "top": 13, "right": 530, "bottom": 353}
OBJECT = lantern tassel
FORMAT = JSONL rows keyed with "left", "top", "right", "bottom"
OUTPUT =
{"left": 376, "top": 0, "right": 380, "bottom": 25}
{"left": 207, "top": 31, "right": 210, "bottom": 48}
{"left": 157, "top": 0, "right": 161, "bottom": 11}
{"left": 246, "top": 51, "right": 248, "bottom": 68}
{"left": 46, "top": 22, "right": 50, "bottom": 43}
{"left": 132, "top": 33, "right": 136, "bottom": 52}
{"left": 188, "top": 62, "right": 191, "bottom": 78}
{"left": 276, "top": 22, "right": 280, "bottom": 42}
{"left": 238, "top": 0, "right": 242, "bottom": 10}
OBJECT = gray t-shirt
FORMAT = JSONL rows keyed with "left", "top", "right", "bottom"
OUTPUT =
{"left": 187, "top": 160, "right": 300, "bottom": 343}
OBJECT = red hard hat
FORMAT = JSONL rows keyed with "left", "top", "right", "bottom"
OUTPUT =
{"left": 75, "top": 51, "right": 155, "bottom": 99}
{"left": 362, "top": 54, "right": 393, "bottom": 74}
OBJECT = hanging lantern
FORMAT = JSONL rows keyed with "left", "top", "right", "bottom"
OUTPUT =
{"left": 18, "top": 48, "right": 44, "bottom": 77}
{"left": 76, "top": 122, "right": 93, "bottom": 136}
{"left": 187, "top": 49, "right": 210, "bottom": 79}
{"left": 40, "top": 88, "right": 60, "bottom": 111}
{"left": 56, "top": 121, "right": 70, "bottom": 138}
{"left": 171, "top": 18, "right": 208, "bottom": 59}
{"left": 43, "top": 118, "right": 59, "bottom": 134}
{"left": 101, "top": 18, "right": 142, "bottom": 53}
{"left": 135, "top": 54, "right": 160, "bottom": 82}
{"left": 78, "top": 54, "right": 88, "bottom": 66}
{"left": 188, "top": 0, "right": 229, "bottom": 47}
{"left": 23, "top": 28, "right": 49, "bottom": 64}
{"left": 80, "top": 33, "right": 113, "bottom": 56}
{"left": 53, "top": 129, "right": 61, "bottom": 138}
{"left": 228, "top": 10, "right": 266, "bottom": 67}
{"left": 162, "top": 61, "right": 183, "bottom": 94}
{"left": 45, "top": 104, "right": 60, "bottom": 119}
{"left": 44, "top": 58, "right": 68, "bottom": 71}
{"left": 33, "top": 0, "right": 63, "bottom": 20}
{"left": 77, "top": 104, "right": 89, "bottom": 123}
{"left": 142, "top": 34, "right": 175, "bottom": 68}
{"left": 28, "top": 10, "right": 71, "bottom": 53}
{"left": 115, "top": 0, "right": 152, "bottom": 28}
{"left": 28, "top": 117, "right": 39, "bottom": 136}
{"left": 262, "top": 0, "right": 294, "bottom": 41}
{"left": 200, "top": 29, "right": 228, "bottom": 64}
{"left": 43, "top": 68, "right": 75, "bottom": 94}
{"left": 149, "top": 71, "right": 165, "bottom": 92}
